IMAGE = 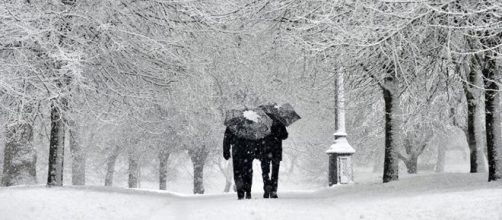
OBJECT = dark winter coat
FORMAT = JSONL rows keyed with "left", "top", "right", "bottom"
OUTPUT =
{"left": 223, "top": 127, "right": 257, "bottom": 160}
{"left": 257, "top": 120, "right": 288, "bottom": 161}
{"left": 223, "top": 127, "right": 257, "bottom": 198}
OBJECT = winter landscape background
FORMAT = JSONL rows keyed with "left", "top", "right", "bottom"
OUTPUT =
{"left": 1, "top": 1, "right": 502, "bottom": 219}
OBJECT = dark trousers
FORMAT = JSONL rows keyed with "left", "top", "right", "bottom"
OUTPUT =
{"left": 260, "top": 159, "right": 280, "bottom": 193}
{"left": 232, "top": 156, "right": 253, "bottom": 198}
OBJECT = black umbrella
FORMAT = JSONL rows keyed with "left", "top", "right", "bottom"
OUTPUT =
{"left": 224, "top": 108, "right": 273, "bottom": 140}
{"left": 259, "top": 103, "right": 301, "bottom": 127}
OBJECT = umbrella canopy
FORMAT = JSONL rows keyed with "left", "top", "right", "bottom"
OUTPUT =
{"left": 259, "top": 103, "right": 301, "bottom": 127}
{"left": 224, "top": 108, "right": 273, "bottom": 140}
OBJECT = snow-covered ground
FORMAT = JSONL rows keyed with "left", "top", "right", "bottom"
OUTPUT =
{"left": 1, "top": 173, "right": 501, "bottom": 220}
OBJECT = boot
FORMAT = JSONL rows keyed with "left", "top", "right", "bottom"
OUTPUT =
{"left": 270, "top": 191, "right": 278, "bottom": 199}
{"left": 263, "top": 192, "right": 270, "bottom": 198}
{"left": 245, "top": 191, "right": 252, "bottom": 199}
{"left": 237, "top": 191, "right": 245, "bottom": 200}
{"left": 263, "top": 184, "right": 272, "bottom": 198}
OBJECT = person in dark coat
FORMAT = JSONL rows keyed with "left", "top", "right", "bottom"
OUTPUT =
{"left": 223, "top": 125, "right": 257, "bottom": 200}
{"left": 257, "top": 118, "right": 288, "bottom": 198}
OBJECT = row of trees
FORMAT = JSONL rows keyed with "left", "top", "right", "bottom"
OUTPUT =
{"left": 209, "top": 0, "right": 502, "bottom": 183}
{"left": 255, "top": 0, "right": 502, "bottom": 182}
{"left": 0, "top": 0, "right": 207, "bottom": 190}
{"left": 1, "top": 0, "right": 501, "bottom": 194}
{"left": 0, "top": 0, "right": 328, "bottom": 192}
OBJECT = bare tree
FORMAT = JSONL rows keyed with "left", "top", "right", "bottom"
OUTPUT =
{"left": 381, "top": 73, "right": 401, "bottom": 183}
{"left": 482, "top": 43, "right": 502, "bottom": 181}
{"left": 104, "top": 145, "right": 121, "bottom": 187}
{"left": 2, "top": 119, "right": 37, "bottom": 186}
{"left": 69, "top": 120, "right": 85, "bottom": 185}
{"left": 158, "top": 148, "right": 171, "bottom": 190}
{"left": 462, "top": 55, "right": 487, "bottom": 173}
{"left": 188, "top": 146, "right": 210, "bottom": 194}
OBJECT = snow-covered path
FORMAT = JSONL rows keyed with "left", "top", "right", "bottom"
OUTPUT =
{"left": 1, "top": 173, "right": 501, "bottom": 220}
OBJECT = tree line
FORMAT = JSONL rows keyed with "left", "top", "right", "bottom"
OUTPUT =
{"left": 1, "top": 0, "right": 501, "bottom": 194}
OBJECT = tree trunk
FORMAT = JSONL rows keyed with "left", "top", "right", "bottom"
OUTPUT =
{"left": 218, "top": 160, "right": 234, "bottom": 192}
{"left": 372, "top": 148, "right": 384, "bottom": 173}
{"left": 436, "top": 144, "right": 446, "bottom": 173}
{"left": 158, "top": 150, "right": 170, "bottom": 190}
{"left": 224, "top": 180, "right": 233, "bottom": 193}
{"left": 47, "top": 0, "right": 75, "bottom": 187}
{"left": 128, "top": 153, "right": 139, "bottom": 188}
{"left": 69, "top": 122, "right": 85, "bottom": 185}
{"left": 189, "top": 147, "right": 209, "bottom": 194}
{"left": 464, "top": 59, "right": 487, "bottom": 173}
{"left": 483, "top": 55, "right": 502, "bottom": 181}
{"left": 223, "top": 166, "right": 233, "bottom": 192}
{"left": 104, "top": 146, "right": 120, "bottom": 186}
{"left": 193, "top": 163, "right": 204, "bottom": 194}
{"left": 466, "top": 97, "right": 480, "bottom": 173}
{"left": 47, "top": 103, "right": 65, "bottom": 187}
{"left": 2, "top": 122, "right": 37, "bottom": 186}
{"left": 382, "top": 76, "right": 400, "bottom": 183}
{"left": 404, "top": 155, "right": 418, "bottom": 174}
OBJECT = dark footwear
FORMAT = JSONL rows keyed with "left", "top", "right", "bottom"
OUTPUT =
{"left": 245, "top": 192, "right": 252, "bottom": 199}
{"left": 270, "top": 192, "right": 278, "bottom": 199}
{"left": 237, "top": 191, "right": 245, "bottom": 200}
{"left": 264, "top": 185, "right": 272, "bottom": 198}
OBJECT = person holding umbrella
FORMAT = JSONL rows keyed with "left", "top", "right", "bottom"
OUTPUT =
{"left": 257, "top": 103, "right": 300, "bottom": 199}
{"left": 223, "top": 109, "right": 273, "bottom": 200}
{"left": 257, "top": 117, "right": 287, "bottom": 198}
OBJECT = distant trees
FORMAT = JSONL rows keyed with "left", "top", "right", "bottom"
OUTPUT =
{"left": 225, "top": 0, "right": 502, "bottom": 182}
{"left": 158, "top": 147, "right": 171, "bottom": 190}
{"left": 1, "top": 0, "right": 501, "bottom": 191}
{"left": 0, "top": 0, "right": 196, "bottom": 187}
{"left": 69, "top": 119, "right": 85, "bottom": 185}
{"left": 2, "top": 121, "right": 37, "bottom": 186}
{"left": 104, "top": 145, "right": 121, "bottom": 187}
{"left": 451, "top": 1, "right": 502, "bottom": 181}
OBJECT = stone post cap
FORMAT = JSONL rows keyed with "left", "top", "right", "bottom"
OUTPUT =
{"left": 326, "top": 136, "right": 355, "bottom": 154}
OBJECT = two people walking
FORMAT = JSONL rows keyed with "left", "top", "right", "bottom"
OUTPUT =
{"left": 223, "top": 116, "right": 288, "bottom": 200}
